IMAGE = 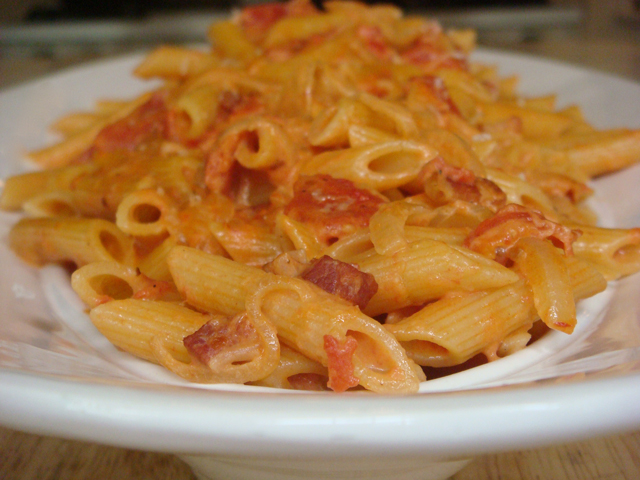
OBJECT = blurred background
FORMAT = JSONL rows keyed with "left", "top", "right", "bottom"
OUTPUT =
{"left": 0, "top": 0, "right": 640, "bottom": 88}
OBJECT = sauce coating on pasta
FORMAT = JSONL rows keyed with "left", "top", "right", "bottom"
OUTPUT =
{"left": 3, "top": 0, "right": 640, "bottom": 393}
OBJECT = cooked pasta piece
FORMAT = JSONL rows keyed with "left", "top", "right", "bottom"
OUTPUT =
{"left": 137, "top": 236, "right": 179, "bottom": 282}
{"left": 250, "top": 344, "right": 329, "bottom": 390}
{"left": 115, "top": 189, "right": 176, "bottom": 238}
{"left": 358, "top": 238, "right": 520, "bottom": 316}
{"left": 207, "top": 20, "right": 258, "bottom": 63}
{"left": 571, "top": 225, "right": 640, "bottom": 280}
{"left": 72, "top": 261, "right": 149, "bottom": 308}
{"left": 386, "top": 251, "right": 607, "bottom": 368}
{"left": 28, "top": 92, "right": 157, "bottom": 168}
{"left": 152, "top": 309, "right": 280, "bottom": 384}
{"left": 538, "top": 129, "right": 640, "bottom": 178}
{"left": 50, "top": 111, "right": 107, "bottom": 137}
{"left": 509, "top": 237, "right": 576, "bottom": 334}
{"left": 134, "top": 45, "right": 219, "bottom": 80}
{"left": 167, "top": 245, "right": 269, "bottom": 315}
{"left": 386, "top": 280, "right": 537, "bottom": 367}
{"left": 302, "top": 140, "right": 437, "bottom": 191}
{"left": 9, "top": 217, "right": 135, "bottom": 268}
{"left": 0, "top": 164, "right": 96, "bottom": 211}
{"left": 90, "top": 299, "right": 212, "bottom": 364}
{"left": 249, "top": 275, "right": 424, "bottom": 393}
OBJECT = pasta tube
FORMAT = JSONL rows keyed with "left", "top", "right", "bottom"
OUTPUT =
{"left": 358, "top": 238, "right": 520, "bottom": 316}
{"left": 302, "top": 140, "right": 437, "bottom": 191}
{"left": 249, "top": 275, "right": 424, "bottom": 393}
{"left": 386, "top": 280, "right": 537, "bottom": 367}
{"left": 9, "top": 217, "right": 135, "bottom": 268}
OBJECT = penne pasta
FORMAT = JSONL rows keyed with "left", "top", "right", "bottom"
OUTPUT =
{"left": 9, "top": 217, "right": 135, "bottom": 268}
{"left": 250, "top": 344, "right": 329, "bottom": 390}
{"left": 358, "top": 238, "right": 520, "bottom": 316}
{"left": 249, "top": 275, "right": 424, "bottom": 393}
{"left": 90, "top": 299, "right": 212, "bottom": 364}
{"left": 115, "top": 189, "right": 176, "bottom": 238}
{"left": 152, "top": 309, "right": 280, "bottom": 384}
{"left": 72, "top": 261, "right": 149, "bottom": 308}
{"left": 301, "top": 140, "right": 437, "bottom": 191}
{"left": 0, "top": 163, "right": 96, "bottom": 211}
{"left": 207, "top": 21, "right": 258, "bottom": 63}
{"left": 28, "top": 92, "right": 156, "bottom": 168}
{"left": 134, "top": 45, "right": 219, "bottom": 80}
{"left": 137, "top": 236, "right": 179, "bottom": 282}
{"left": 3, "top": 0, "right": 639, "bottom": 392}
{"left": 510, "top": 237, "right": 576, "bottom": 334}
{"left": 572, "top": 225, "right": 640, "bottom": 280}
{"left": 386, "top": 280, "right": 537, "bottom": 367}
{"left": 167, "top": 245, "right": 269, "bottom": 315}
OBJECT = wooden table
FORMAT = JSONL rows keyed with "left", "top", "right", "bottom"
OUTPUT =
{"left": 2, "top": 12, "right": 640, "bottom": 480}
{"left": 1, "top": 425, "right": 639, "bottom": 480}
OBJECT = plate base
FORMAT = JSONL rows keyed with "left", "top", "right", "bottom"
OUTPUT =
{"left": 179, "top": 453, "right": 472, "bottom": 480}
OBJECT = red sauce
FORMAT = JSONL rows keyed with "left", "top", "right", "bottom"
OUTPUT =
{"left": 284, "top": 174, "right": 386, "bottom": 245}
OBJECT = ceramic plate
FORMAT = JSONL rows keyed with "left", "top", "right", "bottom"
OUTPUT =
{"left": 1, "top": 50, "right": 640, "bottom": 473}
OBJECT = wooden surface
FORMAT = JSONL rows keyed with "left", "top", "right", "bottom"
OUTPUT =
{"left": 1, "top": 425, "right": 639, "bottom": 480}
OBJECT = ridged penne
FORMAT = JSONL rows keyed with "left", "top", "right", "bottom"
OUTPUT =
{"left": 572, "top": 225, "right": 640, "bottom": 280}
{"left": 0, "top": 163, "right": 95, "bottom": 211}
{"left": 358, "top": 238, "right": 520, "bottom": 316}
{"left": 71, "top": 261, "right": 142, "bottom": 307}
{"left": 386, "top": 280, "right": 537, "bottom": 367}
{"left": 9, "top": 217, "right": 135, "bottom": 267}
{"left": 167, "top": 245, "right": 269, "bottom": 315}
{"left": 152, "top": 309, "right": 280, "bottom": 384}
{"left": 137, "top": 236, "right": 179, "bottom": 282}
{"left": 302, "top": 140, "right": 437, "bottom": 191}
{"left": 510, "top": 237, "right": 576, "bottom": 334}
{"left": 89, "top": 299, "right": 212, "bottom": 364}
{"left": 249, "top": 275, "right": 424, "bottom": 393}
{"left": 28, "top": 91, "right": 156, "bottom": 168}
{"left": 207, "top": 20, "right": 258, "bottom": 63}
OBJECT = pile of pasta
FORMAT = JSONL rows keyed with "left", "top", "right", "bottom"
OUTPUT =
{"left": 4, "top": 0, "right": 640, "bottom": 394}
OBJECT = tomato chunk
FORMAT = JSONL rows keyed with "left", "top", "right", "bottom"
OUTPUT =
{"left": 464, "top": 204, "right": 580, "bottom": 262}
{"left": 419, "top": 157, "right": 506, "bottom": 210}
{"left": 239, "top": 2, "right": 287, "bottom": 40}
{"left": 357, "top": 25, "right": 393, "bottom": 61}
{"left": 94, "top": 94, "right": 167, "bottom": 152}
{"left": 409, "top": 75, "right": 461, "bottom": 115}
{"left": 131, "top": 277, "right": 177, "bottom": 301}
{"left": 324, "top": 334, "right": 359, "bottom": 392}
{"left": 401, "top": 33, "right": 468, "bottom": 70}
{"left": 284, "top": 174, "right": 386, "bottom": 245}
{"left": 239, "top": 0, "right": 319, "bottom": 42}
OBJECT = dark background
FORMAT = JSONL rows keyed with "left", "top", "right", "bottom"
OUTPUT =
{"left": 27, "top": 0, "right": 549, "bottom": 21}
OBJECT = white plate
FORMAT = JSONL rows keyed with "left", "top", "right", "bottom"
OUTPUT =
{"left": 1, "top": 49, "right": 640, "bottom": 480}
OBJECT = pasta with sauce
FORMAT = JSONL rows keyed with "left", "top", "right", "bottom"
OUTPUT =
{"left": 3, "top": 0, "right": 640, "bottom": 393}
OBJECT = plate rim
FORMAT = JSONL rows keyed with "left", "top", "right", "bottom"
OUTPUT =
{"left": 1, "top": 367, "right": 640, "bottom": 456}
